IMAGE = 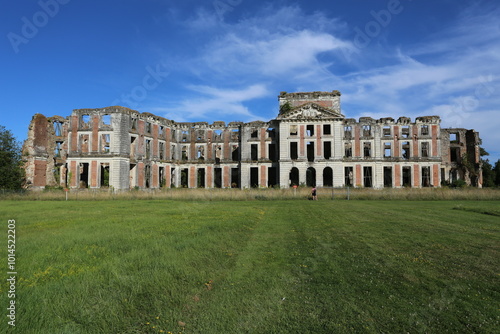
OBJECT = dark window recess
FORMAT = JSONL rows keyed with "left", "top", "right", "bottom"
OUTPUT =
{"left": 422, "top": 167, "right": 431, "bottom": 187}
{"left": 324, "top": 142, "right": 332, "bottom": 159}
{"left": 345, "top": 167, "right": 353, "bottom": 186}
{"left": 323, "top": 167, "right": 333, "bottom": 187}
{"left": 290, "top": 142, "right": 298, "bottom": 160}
{"left": 345, "top": 142, "right": 352, "bottom": 158}
{"left": 289, "top": 167, "right": 299, "bottom": 187}
{"left": 251, "top": 130, "right": 258, "bottom": 138}
{"left": 214, "top": 168, "right": 222, "bottom": 188}
{"left": 232, "top": 145, "right": 239, "bottom": 161}
{"left": 268, "top": 167, "right": 277, "bottom": 187}
{"left": 363, "top": 142, "right": 371, "bottom": 158}
{"left": 450, "top": 147, "right": 460, "bottom": 163}
{"left": 180, "top": 168, "right": 188, "bottom": 187}
{"left": 268, "top": 143, "right": 276, "bottom": 161}
{"left": 344, "top": 126, "right": 352, "bottom": 139}
{"left": 231, "top": 168, "right": 239, "bottom": 188}
{"left": 323, "top": 124, "right": 331, "bottom": 135}
{"left": 421, "top": 142, "right": 429, "bottom": 157}
{"left": 197, "top": 168, "right": 205, "bottom": 188}
{"left": 421, "top": 125, "right": 429, "bottom": 136}
{"left": 250, "top": 167, "right": 258, "bottom": 188}
{"left": 306, "top": 125, "right": 314, "bottom": 136}
{"left": 363, "top": 125, "right": 371, "bottom": 137}
{"left": 363, "top": 167, "right": 372, "bottom": 187}
{"left": 402, "top": 142, "right": 410, "bottom": 159}
{"left": 307, "top": 142, "right": 314, "bottom": 162}
{"left": 403, "top": 167, "right": 411, "bottom": 187}
{"left": 384, "top": 167, "right": 392, "bottom": 187}
{"left": 251, "top": 144, "right": 258, "bottom": 161}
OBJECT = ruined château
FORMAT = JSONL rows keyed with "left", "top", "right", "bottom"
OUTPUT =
{"left": 22, "top": 90, "right": 483, "bottom": 190}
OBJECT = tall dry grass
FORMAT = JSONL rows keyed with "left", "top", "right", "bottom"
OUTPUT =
{"left": 1, "top": 187, "right": 500, "bottom": 201}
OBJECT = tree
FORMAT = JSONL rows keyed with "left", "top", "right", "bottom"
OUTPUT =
{"left": 481, "top": 159, "right": 495, "bottom": 187}
{"left": 494, "top": 159, "right": 500, "bottom": 186}
{"left": 0, "top": 125, "right": 24, "bottom": 189}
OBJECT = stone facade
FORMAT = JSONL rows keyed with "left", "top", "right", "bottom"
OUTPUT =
{"left": 22, "top": 91, "right": 483, "bottom": 190}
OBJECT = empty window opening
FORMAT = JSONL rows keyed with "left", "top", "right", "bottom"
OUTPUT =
{"left": 250, "top": 167, "right": 259, "bottom": 188}
{"left": 197, "top": 146, "right": 205, "bottom": 160}
{"left": 53, "top": 165, "right": 61, "bottom": 185}
{"left": 324, "top": 142, "right": 332, "bottom": 159}
{"left": 131, "top": 118, "right": 137, "bottom": 130}
{"left": 159, "top": 142, "right": 165, "bottom": 160}
{"left": 290, "top": 142, "right": 298, "bottom": 160}
{"left": 441, "top": 168, "right": 446, "bottom": 185}
{"left": 54, "top": 141, "right": 63, "bottom": 158}
{"left": 289, "top": 167, "right": 299, "bottom": 187}
{"left": 363, "top": 125, "right": 371, "bottom": 137}
{"left": 79, "top": 163, "right": 89, "bottom": 188}
{"left": 345, "top": 167, "right": 353, "bottom": 186}
{"left": 146, "top": 122, "right": 152, "bottom": 134}
{"left": 268, "top": 143, "right": 276, "bottom": 161}
{"left": 251, "top": 144, "right": 258, "bottom": 161}
{"left": 232, "top": 145, "right": 239, "bottom": 161}
{"left": 251, "top": 130, "right": 258, "bottom": 138}
{"left": 182, "top": 146, "right": 188, "bottom": 161}
{"left": 53, "top": 122, "right": 63, "bottom": 136}
{"left": 171, "top": 145, "right": 176, "bottom": 160}
{"left": 401, "top": 126, "right": 410, "bottom": 138}
{"left": 307, "top": 142, "right": 315, "bottom": 162}
{"left": 102, "top": 114, "right": 111, "bottom": 126}
{"left": 102, "top": 134, "right": 111, "bottom": 153}
{"left": 145, "top": 139, "right": 151, "bottom": 158}
{"left": 383, "top": 126, "right": 391, "bottom": 137}
{"left": 363, "top": 167, "right": 373, "bottom": 188}
{"left": 267, "top": 128, "right": 276, "bottom": 138}
{"left": 214, "top": 130, "right": 222, "bottom": 140}
{"left": 100, "top": 163, "right": 110, "bottom": 187}
{"left": 159, "top": 126, "right": 165, "bottom": 138}
{"left": 344, "top": 126, "right": 352, "bottom": 139}
{"left": 170, "top": 167, "right": 176, "bottom": 188}
{"left": 421, "top": 142, "right": 429, "bottom": 158}
{"left": 180, "top": 168, "right": 189, "bottom": 188}
{"left": 402, "top": 142, "right": 410, "bottom": 159}
{"left": 215, "top": 145, "right": 222, "bottom": 163}
{"left": 289, "top": 125, "right": 298, "bottom": 136}
{"left": 450, "top": 169, "right": 458, "bottom": 183}
{"left": 214, "top": 168, "right": 222, "bottom": 188}
{"left": 450, "top": 133, "right": 458, "bottom": 142}
{"left": 181, "top": 130, "right": 189, "bottom": 142}
{"left": 159, "top": 167, "right": 165, "bottom": 188}
{"left": 323, "top": 124, "right": 332, "bottom": 135}
{"left": 384, "top": 167, "right": 392, "bottom": 187}
{"left": 197, "top": 130, "right": 204, "bottom": 141}
{"left": 268, "top": 167, "right": 277, "bottom": 187}
{"left": 402, "top": 166, "right": 412, "bottom": 187}
{"left": 231, "top": 168, "right": 239, "bottom": 188}
{"left": 306, "top": 125, "right": 314, "bottom": 136}
{"left": 231, "top": 129, "right": 239, "bottom": 141}
{"left": 422, "top": 167, "right": 431, "bottom": 187}
{"left": 144, "top": 165, "right": 151, "bottom": 188}
{"left": 384, "top": 143, "right": 392, "bottom": 158}
{"left": 323, "top": 167, "right": 333, "bottom": 187}
{"left": 363, "top": 142, "right": 371, "bottom": 158}
{"left": 421, "top": 125, "right": 429, "bottom": 136}
{"left": 81, "top": 115, "right": 90, "bottom": 126}
{"left": 450, "top": 147, "right": 460, "bottom": 163}
{"left": 306, "top": 167, "right": 316, "bottom": 187}
{"left": 197, "top": 168, "right": 205, "bottom": 188}
{"left": 130, "top": 136, "right": 137, "bottom": 157}
{"left": 129, "top": 164, "right": 137, "bottom": 188}
{"left": 344, "top": 142, "right": 352, "bottom": 158}
{"left": 79, "top": 134, "right": 89, "bottom": 153}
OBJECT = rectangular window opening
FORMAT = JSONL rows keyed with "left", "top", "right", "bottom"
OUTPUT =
{"left": 324, "top": 142, "right": 332, "bottom": 159}
{"left": 290, "top": 142, "right": 298, "bottom": 160}
{"left": 306, "top": 125, "right": 314, "bottom": 136}
{"left": 323, "top": 124, "right": 331, "bottom": 135}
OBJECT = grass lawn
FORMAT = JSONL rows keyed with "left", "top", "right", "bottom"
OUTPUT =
{"left": 0, "top": 200, "right": 498, "bottom": 333}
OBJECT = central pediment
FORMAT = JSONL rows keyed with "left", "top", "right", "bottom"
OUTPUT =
{"left": 276, "top": 102, "right": 344, "bottom": 120}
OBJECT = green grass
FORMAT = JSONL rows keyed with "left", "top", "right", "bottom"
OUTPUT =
{"left": 0, "top": 200, "right": 498, "bottom": 333}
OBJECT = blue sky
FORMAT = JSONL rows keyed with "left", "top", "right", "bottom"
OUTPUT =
{"left": 1, "top": 0, "right": 499, "bottom": 162}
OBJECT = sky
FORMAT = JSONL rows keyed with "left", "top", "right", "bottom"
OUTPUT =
{"left": 1, "top": 0, "right": 499, "bottom": 162}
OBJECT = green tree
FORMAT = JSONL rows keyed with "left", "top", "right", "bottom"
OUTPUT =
{"left": 0, "top": 125, "right": 24, "bottom": 189}
{"left": 494, "top": 159, "right": 500, "bottom": 186}
{"left": 481, "top": 159, "right": 495, "bottom": 187}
